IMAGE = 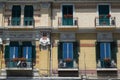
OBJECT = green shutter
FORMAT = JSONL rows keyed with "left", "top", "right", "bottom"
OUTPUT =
{"left": 58, "top": 42, "right": 62, "bottom": 60}
{"left": 5, "top": 45, "right": 10, "bottom": 59}
{"left": 96, "top": 42, "right": 100, "bottom": 62}
{"left": 111, "top": 41, "right": 117, "bottom": 63}
{"left": 32, "top": 45, "right": 36, "bottom": 62}
{"left": 73, "top": 42, "right": 79, "bottom": 63}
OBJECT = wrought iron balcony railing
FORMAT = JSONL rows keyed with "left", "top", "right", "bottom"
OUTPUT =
{"left": 97, "top": 59, "right": 117, "bottom": 68}
{"left": 5, "top": 58, "right": 33, "bottom": 69}
{"left": 24, "top": 17, "right": 34, "bottom": 26}
{"left": 58, "top": 17, "right": 78, "bottom": 26}
{"left": 95, "top": 17, "right": 116, "bottom": 27}
{"left": 58, "top": 59, "right": 78, "bottom": 69}
{"left": 7, "top": 17, "right": 35, "bottom": 28}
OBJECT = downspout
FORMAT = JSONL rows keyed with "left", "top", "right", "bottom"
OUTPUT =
{"left": 50, "top": 2, "right": 53, "bottom": 77}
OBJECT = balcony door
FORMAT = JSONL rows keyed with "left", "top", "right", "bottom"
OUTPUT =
{"left": 11, "top": 5, "right": 21, "bottom": 26}
{"left": 100, "top": 43, "right": 111, "bottom": 60}
{"left": 22, "top": 42, "right": 32, "bottom": 61}
{"left": 63, "top": 42, "right": 73, "bottom": 67}
{"left": 62, "top": 5, "right": 73, "bottom": 26}
{"left": 24, "top": 5, "right": 33, "bottom": 26}
{"left": 98, "top": 5, "right": 110, "bottom": 25}
{"left": 96, "top": 42, "right": 117, "bottom": 68}
{"left": 9, "top": 42, "right": 19, "bottom": 67}
{"left": 58, "top": 42, "right": 79, "bottom": 68}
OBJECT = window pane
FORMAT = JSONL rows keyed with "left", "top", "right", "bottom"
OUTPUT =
{"left": 62, "top": 5, "right": 73, "bottom": 16}
{"left": 12, "top": 5, "right": 21, "bottom": 17}
{"left": 62, "top": 43, "right": 73, "bottom": 59}
{"left": 9, "top": 46, "right": 18, "bottom": 59}
{"left": 68, "top": 43, "right": 73, "bottom": 59}
{"left": 99, "top": 5, "right": 109, "bottom": 15}
{"left": 63, "top": 43, "right": 67, "bottom": 59}
{"left": 106, "top": 43, "right": 111, "bottom": 59}
{"left": 23, "top": 46, "right": 32, "bottom": 59}
{"left": 24, "top": 5, "right": 33, "bottom": 17}
{"left": 100, "top": 42, "right": 111, "bottom": 60}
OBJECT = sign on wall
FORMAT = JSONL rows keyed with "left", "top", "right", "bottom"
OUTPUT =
{"left": 97, "top": 32, "right": 113, "bottom": 42}
{"left": 4, "top": 31, "right": 36, "bottom": 40}
{"left": 60, "top": 33, "right": 75, "bottom": 41}
{"left": 41, "top": 2, "right": 50, "bottom": 9}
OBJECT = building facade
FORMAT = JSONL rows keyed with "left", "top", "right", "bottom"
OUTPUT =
{"left": 0, "top": 0, "right": 120, "bottom": 79}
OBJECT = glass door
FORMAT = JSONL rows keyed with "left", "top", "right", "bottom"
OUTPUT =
{"left": 98, "top": 5, "right": 110, "bottom": 25}
{"left": 62, "top": 5, "right": 73, "bottom": 26}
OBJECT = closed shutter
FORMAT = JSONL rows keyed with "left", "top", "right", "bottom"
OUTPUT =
{"left": 5, "top": 45, "right": 10, "bottom": 59}
{"left": 58, "top": 42, "right": 62, "bottom": 60}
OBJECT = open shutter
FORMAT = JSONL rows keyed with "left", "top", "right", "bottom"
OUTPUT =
{"left": 73, "top": 42, "right": 79, "bottom": 62}
{"left": 5, "top": 45, "right": 10, "bottom": 59}
{"left": 32, "top": 45, "right": 36, "bottom": 62}
{"left": 58, "top": 42, "right": 62, "bottom": 60}
{"left": 111, "top": 41, "right": 117, "bottom": 63}
{"left": 96, "top": 42, "right": 100, "bottom": 61}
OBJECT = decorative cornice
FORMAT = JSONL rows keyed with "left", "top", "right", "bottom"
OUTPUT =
{"left": 1, "top": 0, "right": 120, "bottom": 3}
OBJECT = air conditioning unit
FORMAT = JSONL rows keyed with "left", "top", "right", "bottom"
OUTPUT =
{"left": 22, "top": 62, "right": 32, "bottom": 68}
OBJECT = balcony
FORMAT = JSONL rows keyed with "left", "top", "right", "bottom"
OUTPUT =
{"left": 96, "top": 59, "right": 117, "bottom": 78}
{"left": 5, "top": 58, "right": 33, "bottom": 70}
{"left": 58, "top": 17, "right": 78, "bottom": 30}
{"left": 96, "top": 59, "right": 117, "bottom": 71}
{"left": 7, "top": 17, "right": 35, "bottom": 29}
{"left": 58, "top": 59, "right": 78, "bottom": 70}
{"left": 95, "top": 17, "right": 116, "bottom": 30}
{"left": 4, "top": 58, "right": 34, "bottom": 76}
{"left": 58, "top": 59, "right": 79, "bottom": 77}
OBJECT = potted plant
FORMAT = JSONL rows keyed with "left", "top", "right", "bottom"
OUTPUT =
{"left": 64, "top": 58, "right": 72, "bottom": 62}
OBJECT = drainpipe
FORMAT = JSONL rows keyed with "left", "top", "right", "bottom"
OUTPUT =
{"left": 50, "top": 2, "right": 53, "bottom": 77}
{"left": 50, "top": 32, "right": 52, "bottom": 77}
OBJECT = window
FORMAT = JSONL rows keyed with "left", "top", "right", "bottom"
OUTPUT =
{"left": 63, "top": 43, "right": 73, "bottom": 59}
{"left": 11, "top": 5, "right": 21, "bottom": 25}
{"left": 9, "top": 42, "right": 19, "bottom": 59}
{"left": 100, "top": 43, "right": 111, "bottom": 60}
{"left": 24, "top": 5, "right": 33, "bottom": 26}
{"left": 22, "top": 42, "right": 33, "bottom": 61}
{"left": 58, "top": 42, "right": 79, "bottom": 68}
{"left": 98, "top": 5, "right": 110, "bottom": 25}
{"left": 96, "top": 42, "right": 117, "bottom": 68}
{"left": 9, "top": 46, "right": 18, "bottom": 59}
{"left": 62, "top": 5, "right": 73, "bottom": 25}
{"left": 23, "top": 46, "right": 32, "bottom": 59}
